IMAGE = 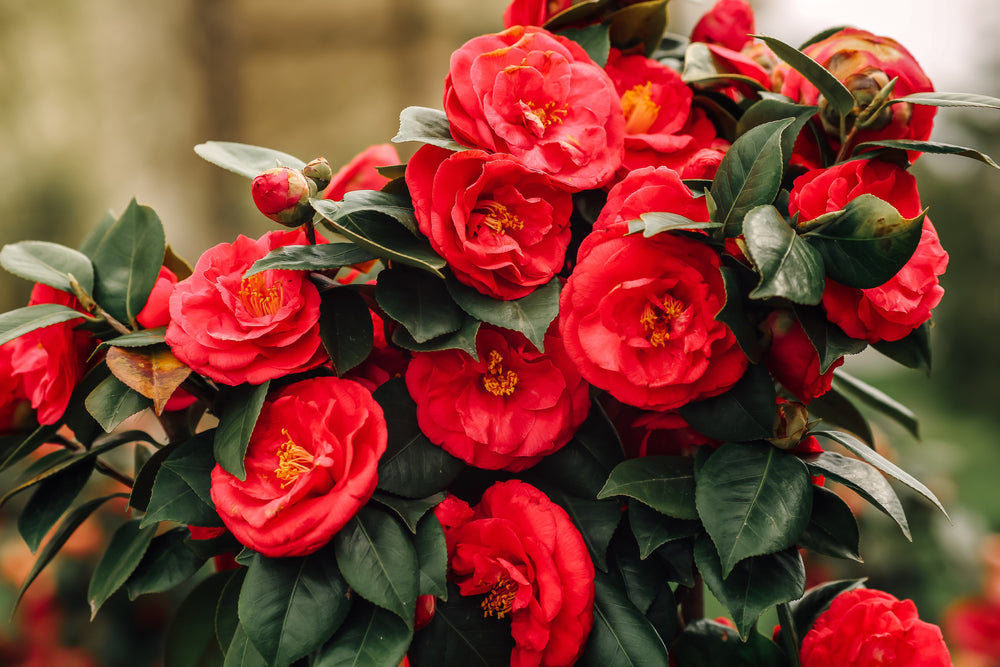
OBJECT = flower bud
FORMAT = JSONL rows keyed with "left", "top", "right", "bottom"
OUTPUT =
{"left": 414, "top": 594, "right": 436, "bottom": 631}
{"left": 769, "top": 400, "right": 810, "bottom": 450}
{"left": 251, "top": 167, "right": 316, "bottom": 227}
{"left": 302, "top": 157, "right": 333, "bottom": 191}
{"left": 690, "top": 0, "right": 756, "bottom": 52}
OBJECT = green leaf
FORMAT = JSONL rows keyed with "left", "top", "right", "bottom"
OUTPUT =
{"left": 336, "top": 189, "right": 420, "bottom": 235}
{"left": 804, "top": 194, "right": 926, "bottom": 289}
{"left": 579, "top": 569, "right": 670, "bottom": 667}
{"left": 543, "top": 486, "right": 624, "bottom": 572}
{"left": 672, "top": 618, "right": 789, "bottom": 666}
{"left": 788, "top": 578, "right": 866, "bottom": 647}
{"left": 598, "top": 456, "right": 697, "bottom": 520}
{"left": 130, "top": 440, "right": 177, "bottom": 512}
{"left": 392, "top": 106, "right": 468, "bottom": 152}
{"left": 833, "top": 370, "right": 919, "bottom": 437}
{"left": 654, "top": 537, "right": 696, "bottom": 588}
{"left": 0, "top": 303, "right": 85, "bottom": 346}
{"left": 806, "top": 386, "right": 875, "bottom": 445}
{"left": 797, "top": 484, "right": 861, "bottom": 562}
{"left": 415, "top": 514, "right": 448, "bottom": 599}
{"left": 754, "top": 34, "right": 855, "bottom": 118}
{"left": 392, "top": 314, "right": 481, "bottom": 360}
{"left": 245, "top": 243, "right": 377, "bottom": 278}
{"left": 408, "top": 582, "right": 514, "bottom": 667}
{"left": 736, "top": 100, "right": 819, "bottom": 169}
{"left": 371, "top": 491, "right": 445, "bottom": 533}
{"left": 87, "top": 519, "right": 158, "bottom": 618}
{"left": 894, "top": 91, "right": 1000, "bottom": 110}
{"left": 695, "top": 535, "right": 806, "bottom": 638}
{"left": 143, "top": 431, "right": 223, "bottom": 528}
{"left": 743, "top": 205, "right": 825, "bottom": 304}
{"left": 855, "top": 138, "right": 1000, "bottom": 170}
{"left": 376, "top": 267, "right": 464, "bottom": 344}
{"left": 126, "top": 527, "right": 208, "bottom": 600}
{"left": 194, "top": 141, "right": 305, "bottom": 178}
{"left": 215, "top": 381, "right": 270, "bottom": 481}
{"left": 319, "top": 288, "right": 374, "bottom": 375}
{"left": 627, "top": 213, "right": 722, "bottom": 238}
{"left": 716, "top": 261, "right": 765, "bottom": 363}
{"left": 17, "top": 458, "right": 95, "bottom": 553}
{"left": 644, "top": 584, "right": 678, "bottom": 648}
{"left": 679, "top": 363, "right": 776, "bottom": 442}
{"left": 446, "top": 276, "right": 560, "bottom": 352}
{"left": 314, "top": 601, "right": 411, "bottom": 667}
{"left": 101, "top": 326, "right": 167, "bottom": 349}
{"left": 559, "top": 22, "right": 611, "bottom": 66}
{"left": 239, "top": 550, "right": 352, "bottom": 666}
{"left": 607, "top": 0, "right": 669, "bottom": 57}
{"left": 628, "top": 502, "right": 701, "bottom": 560}
{"left": 164, "top": 571, "right": 236, "bottom": 667}
{"left": 85, "top": 374, "right": 153, "bottom": 431}
{"left": 806, "top": 450, "right": 910, "bottom": 540}
{"left": 814, "top": 428, "right": 948, "bottom": 518}
{"left": 0, "top": 240, "right": 95, "bottom": 295}
{"left": 373, "top": 379, "right": 464, "bottom": 498}
{"left": 215, "top": 567, "right": 245, "bottom": 655}
{"left": 89, "top": 198, "right": 167, "bottom": 325}
{"left": 333, "top": 505, "right": 419, "bottom": 629}
{"left": 224, "top": 624, "right": 268, "bottom": 667}
{"left": 795, "top": 306, "right": 867, "bottom": 374}
{"left": 872, "top": 321, "right": 932, "bottom": 375}
{"left": 682, "top": 42, "right": 770, "bottom": 92}
{"left": 696, "top": 443, "right": 813, "bottom": 576}
{"left": 608, "top": 531, "right": 669, "bottom": 614}
{"left": 79, "top": 211, "right": 118, "bottom": 258}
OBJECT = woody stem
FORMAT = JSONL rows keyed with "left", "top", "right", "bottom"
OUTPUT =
{"left": 678, "top": 571, "right": 704, "bottom": 628}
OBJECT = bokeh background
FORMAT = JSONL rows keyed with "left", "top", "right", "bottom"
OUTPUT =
{"left": 1, "top": 0, "right": 999, "bottom": 664}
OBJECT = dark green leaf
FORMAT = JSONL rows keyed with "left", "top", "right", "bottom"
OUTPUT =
{"left": 893, "top": 91, "right": 1000, "bottom": 110}
{"left": 164, "top": 571, "right": 236, "bottom": 667}
{"left": 788, "top": 578, "right": 866, "bottom": 646}
{"left": 0, "top": 240, "right": 95, "bottom": 295}
{"left": 608, "top": 532, "right": 668, "bottom": 615}
{"left": 408, "top": 582, "right": 514, "bottom": 667}
{"left": 89, "top": 198, "right": 166, "bottom": 325}
{"left": 79, "top": 211, "right": 118, "bottom": 258}
{"left": 446, "top": 276, "right": 561, "bottom": 352}
{"left": 194, "top": 141, "right": 305, "bottom": 178}
{"left": 644, "top": 584, "right": 678, "bottom": 648}
{"left": 754, "top": 34, "right": 855, "bottom": 117}
{"left": 87, "top": 519, "right": 158, "bottom": 618}
{"left": 392, "top": 314, "right": 481, "bottom": 360}
{"left": 672, "top": 618, "right": 790, "bottom": 667}
{"left": 806, "top": 386, "right": 874, "bottom": 445}
{"left": 0, "top": 303, "right": 86, "bottom": 346}
{"left": 795, "top": 306, "right": 867, "bottom": 374}
{"left": 654, "top": 537, "right": 696, "bottom": 587}
{"left": 314, "top": 601, "right": 412, "bottom": 667}
{"left": 832, "top": 371, "right": 919, "bottom": 438}
{"left": 245, "top": 243, "right": 377, "bottom": 278}
{"left": 215, "top": 381, "right": 270, "bottom": 481}
{"left": 392, "top": 106, "right": 468, "bottom": 152}
{"left": 598, "top": 456, "right": 697, "bottom": 520}
{"left": 17, "top": 458, "right": 95, "bottom": 553}
{"left": 628, "top": 502, "right": 701, "bottom": 559}
{"left": 0, "top": 424, "right": 60, "bottom": 473}
{"left": 559, "top": 22, "right": 611, "bottom": 66}
{"left": 126, "top": 527, "right": 208, "bottom": 600}
{"left": 333, "top": 505, "right": 419, "bottom": 629}
{"left": 695, "top": 535, "right": 806, "bottom": 638}
{"left": 239, "top": 550, "right": 351, "bottom": 666}
{"left": 872, "top": 321, "right": 932, "bottom": 375}
{"left": 319, "top": 288, "right": 374, "bottom": 375}
{"left": 608, "top": 0, "right": 669, "bottom": 56}
{"left": 716, "top": 261, "right": 765, "bottom": 363}
{"left": 743, "top": 205, "right": 825, "bottom": 304}
{"left": 223, "top": 624, "right": 268, "bottom": 667}
{"left": 215, "top": 567, "right": 246, "bottom": 654}
{"left": 696, "top": 443, "right": 813, "bottom": 576}
{"left": 143, "top": 431, "right": 222, "bottom": 528}
{"left": 101, "top": 326, "right": 167, "bottom": 349}
{"left": 85, "top": 374, "right": 153, "bottom": 431}
{"left": 371, "top": 491, "right": 445, "bottom": 533}
{"left": 579, "top": 569, "right": 670, "bottom": 667}
{"left": 736, "top": 99, "right": 819, "bottom": 169}
{"left": 377, "top": 267, "right": 464, "bottom": 343}
{"left": 627, "top": 212, "right": 722, "bottom": 237}
{"left": 130, "top": 440, "right": 178, "bottom": 512}
{"left": 415, "top": 514, "right": 448, "bottom": 599}
{"left": 679, "top": 363, "right": 776, "bottom": 442}
{"left": 336, "top": 189, "right": 420, "bottom": 234}
{"left": 798, "top": 484, "right": 861, "bottom": 561}
{"left": 544, "top": 486, "right": 623, "bottom": 572}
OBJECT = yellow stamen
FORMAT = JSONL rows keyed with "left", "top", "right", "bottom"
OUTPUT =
{"left": 640, "top": 295, "right": 685, "bottom": 347}
{"left": 476, "top": 201, "right": 524, "bottom": 235}
{"left": 482, "top": 576, "right": 518, "bottom": 619}
{"left": 240, "top": 273, "right": 283, "bottom": 318}
{"left": 274, "top": 428, "right": 314, "bottom": 487}
{"left": 482, "top": 350, "right": 519, "bottom": 397}
{"left": 621, "top": 82, "right": 661, "bottom": 135}
{"left": 521, "top": 99, "right": 568, "bottom": 136}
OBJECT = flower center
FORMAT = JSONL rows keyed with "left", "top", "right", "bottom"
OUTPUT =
{"left": 274, "top": 428, "right": 314, "bottom": 487}
{"left": 482, "top": 576, "right": 518, "bottom": 619}
{"left": 519, "top": 99, "right": 568, "bottom": 137}
{"left": 640, "top": 295, "right": 685, "bottom": 347}
{"left": 621, "top": 82, "right": 660, "bottom": 134}
{"left": 482, "top": 350, "right": 519, "bottom": 397}
{"left": 240, "top": 273, "right": 283, "bottom": 317}
{"left": 475, "top": 201, "right": 524, "bottom": 235}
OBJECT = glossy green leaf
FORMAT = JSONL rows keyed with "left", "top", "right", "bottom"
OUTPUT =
{"left": 314, "top": 601, "right": 412, "bottom": 667}
{"left": 806, "top": 386, "right": 875, "bottom": 446}
{"left": 335, "top": 189, "right": 420, "bottom": 233}
{"left": 376, "top": 267, "right": 464, "bottom": 343}
{"left": 126, "top": 527, "right": 207, "bottom": 600}
{"left": 194, "top": 141, "right": 305, "bottom": 178}
{"left": 101, "top": 326, "right": 167, "bottom": 349}
{"left": 79, "top": 211, "right": 118, "bottom": 258}
{"left": 164, "top": 571, "right": 236, "bottom": 667}
{"left": 628, "top": 502, "right": 701, "bottom": 560}
{"left": 130, "top": 440, "right": 179, "bottom": 512}
{"left": 87, "top": 519, "right": 158, "bottom": 618}
{"left": 215, "top": 567, "right": 246, "bottom": 655}
{"left": 408, "top": 582, "right": 515, "bottom": 667}
{"left": 627, "top": 212, "right": 722, "bottom": 238}
{"left": 0, "top": 303, "right": 86, "bottom": 346}
{"left": 415, "top": 514, "right": 448, "bottom": 599}
{"left": 245, "top": 243, "right": 377, "bottom": 278}
{"left": 89, "top": 198, "right": 166, "bottom": 325}
{"left": 736, "top": 99, "right": 819, "bottom": 168}
{"left": 679, "top": 363, "right": 776, "bottom": 442}
{"left": 654, "top": 537, "right": 696, "bottom": 588}
{"left": 17, "top": 458, "right": 95, "bottom": 552}
{"left": 672, "top": 618, "right": 789, "bottom": 666}
{"left": 856, "top": 139, "right": 1000, "bottom": 170}
{"left": 873, "top": 321, "right": 932, "bottom": 375}
{"left": 542, "top": 0, "right": 615, "bottom": 32}
{"left": 392, "top": 314, "right": 481, "bottom": 360}
{"left": 559, "top": 22, "right": 611, "bottom": 66}
{"left": 85, "top": 374, "right": 153, "bottom": 432}
{"left": 608, "top": 531, "right": 669, "bottom": 615}
{"left": 716, "top": 261, "right": 765, "bottom": 363}
{"left": 893, "top": 91, "right": 1000, "bottom": 110}
{"left": 223, "top": 624, "right": 268, "bottom": 667}
{"left": 788, "top": 578, "right": 866, "bottom": 648}
{"left": 0, "top": 240, "right": 95, "bottom": 295}
{"left": 319, "top": 288, "right": 374, "bottom": 375}
{"left": 696, "top": 443, "right": 813, "bottom": 576}
{"left": 371, "top": 491, "right": 445, "bottom": 533}
{"left": 804, "top": 194, "right": 925, "bottom": 289}
{"left": 795, "top": 306, "right": 868, "bottom": 374}
{"left": 373, "top": 379, "right": 464, "bottom": 498}
{"left": 215, "top": 381, "right": 270, "bottom": 481}
{"left": 392, "top": 106, "right": 468, "bottom": 152}
{"left": 833, "top": 370, "right": 919, "bottom": 437}
{"left": 579, "top": 569, "right": 670, "bottom": 666}
{"left": 598, "top": 456, "right": 697, "bottom": 520}
{"left": 143, "top": 431, "right": 222, "bottom": 528}
{"left": 544, "top": 486, "right": 623, "bottom": 572}
{"left": 712, "top": 118, "right": 795, "bottom": 236}
{"left": 446, "top": 276, "right": 560, "bottom": 352}
{"left": 798, "top": 484, "right": 862, "bottom": 561}
{"left": 695, "top": 535, "right": 806, "bottom": 638}
{"left": 608, "top": 0, "right": 669, "bottom": 56}
{"left": 743, "top": 205, "right": 825, "bottom": 304}
{"left": 806, "top": 450, "right": 910, "bottom": 540}
{"left": 333, "top": 505, "right": 419, "bottom": 629}
{"left": 755, "top": 34, "right": 855, "bottom": 117}
{"left": 239, "top": 550, "right": 351, "bottom": 666}
{"left": 644, "top": 584, "right": 679, "bottom": 649}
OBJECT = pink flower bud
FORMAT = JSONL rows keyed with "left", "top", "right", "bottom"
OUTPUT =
{"left": 690, "top": 0, "right": 756, "bottom": 52}
{"left": 250, "top": 167, "right": 316, "bottom": 227}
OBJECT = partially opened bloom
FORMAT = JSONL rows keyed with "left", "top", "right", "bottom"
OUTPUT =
{"left": 435, "top": 480, "right": 595, "bottom": 667}
{"left": 210, "top": 376, "right": 387, "bottom": 558}
{"left": 764, "top": 309, "right": 843, "bottom": 403}
{"left": 690, "top": 0, "right": 756, "bottom": 52}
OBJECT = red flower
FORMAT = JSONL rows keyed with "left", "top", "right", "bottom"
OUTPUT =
{"left": 406, "top": 145, "right": 572, "bottom": 300}
{"left": 561, "top": 168, "right": 746, "bottom": 410}
{"left": 764, "top": 309, "right": 843, "bottom": 403}
{"left": 250, "top": 167, "right": 314, "bottom": 227}
{"left": 405, "top": 324, "right": 589, "bottom": 471}
{"left": 602, "top": 396, "right": 719, "bottom": 458}
{"left": 790, "top": 160, "right": 948, "bottom": 343}
{"left": 136, "top": 266, "right": 179, "bottom": 329}
{"left": 320, "top": 143, "right": 400, "bottom": 201}
{"left": 444, "top": 26, "right": 625, "bottom": 191}
{"left": 165, "top": 229, "right": 328, "bottom": 385}
{"left": 800, "top": 588, "right": 952, "bottom": 666}
{"left": 9, "top": 284, "right": 93, "bottom": 425}
{"left": 0, "top": 343, "right": 28, "bottom": 434}
{"left": 503, "top": 0, "right": 573, "bottom": 28}
{"left": 210, "top": 376, "right": 387, "bottom": 558}
{"left": 690, "top": 0, "right": 756, "bottom": 52}
{"left": 435, "top": 480, "right": 595, "bottom": 667}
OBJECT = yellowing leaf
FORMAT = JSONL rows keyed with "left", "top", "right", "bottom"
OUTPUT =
{"left": 106, "top": 345, "right": 192, "bottom": 415}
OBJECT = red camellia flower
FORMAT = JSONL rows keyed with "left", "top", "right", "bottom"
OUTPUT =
{"left": 790, "top": 159, "right": 948, "bottom": 343}
{"left": 435, "top": 480, "right": 595, "bottom": 667}
{"left": 590, "top": 166, "right": 708, "bottom": 237}
{"left": 136, "top": 265, "right": 179, "bottom": 330}
{"left": 165, "top": 229, "right": 329, "bottom": 385}
{"left": 690, "top": 0, "right": 756, "bottom": 52}
{"left": 405, "top": 324, "right": 589, "bottom": 471}
{"left": 406, "top": 144, "right": 573, "bottom": 300}
{"left": 210, "top": 376, "right": 387, "bottom": 558}
{"left": 503, "top": 0, "right": 573, "bottom": 28}
{"left": 763, "top": 309, "right": 843, "bottom": 404}
{"left": 320, "top": 143, "right": 400, "bottom": 201}
{"left": 444, "top": 26, "right": 625, "bottom": 191}
{"left": 800, "top": 588, "right": 952, "bottom": 666}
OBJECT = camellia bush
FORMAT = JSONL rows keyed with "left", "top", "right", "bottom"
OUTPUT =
{"left": 1, "top": 0, "right": 997, "bottom": 664}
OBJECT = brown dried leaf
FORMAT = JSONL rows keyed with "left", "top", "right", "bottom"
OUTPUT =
{"left": 106, "top": 345, "right": 192, "bottom": 416}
